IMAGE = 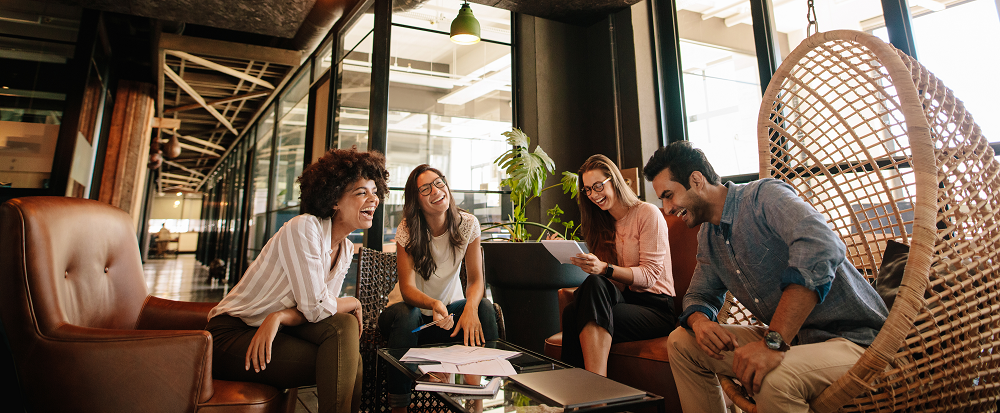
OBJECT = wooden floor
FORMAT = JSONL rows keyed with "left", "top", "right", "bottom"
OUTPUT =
{"left": 144, "top": 255, "right": 319, "bottom": 413}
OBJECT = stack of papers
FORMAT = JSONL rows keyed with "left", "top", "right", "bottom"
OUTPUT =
{"left": 414, "top": 376, "right": 503, "bottom": 396}
{"left": 417, "top": 358, "right": 518, "bottom": 376}
{"left": 401, "top": 345, "right": 521, "bottom": 377}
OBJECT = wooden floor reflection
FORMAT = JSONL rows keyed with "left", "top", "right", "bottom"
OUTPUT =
{"left": 144, "top": 254, "right": 227, "bottom": 302}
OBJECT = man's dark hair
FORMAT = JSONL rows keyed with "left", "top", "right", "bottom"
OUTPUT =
{"left": 297, "top": 148, "right": 389, "bottom": 219}
{"left": 642, "top": 141, "right": 720, "bottom": 189}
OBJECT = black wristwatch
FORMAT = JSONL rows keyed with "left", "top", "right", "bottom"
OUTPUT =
{"left": 764, "top": 329, "right": 790, "bottom": 352}
{"left": 602, "top": 263, "right": 614, "bottom": 279}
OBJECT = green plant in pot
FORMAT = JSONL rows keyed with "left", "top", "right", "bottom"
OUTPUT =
{"left": 479, "top": 128, "right": 589, "bottom": 353}
{"left": 483, "top": 128, "right": 580, "bottom": 241}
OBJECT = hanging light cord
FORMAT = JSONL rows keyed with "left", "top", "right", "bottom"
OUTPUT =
{"left": 806, "top": 0, "right": 819, "bottom": 36}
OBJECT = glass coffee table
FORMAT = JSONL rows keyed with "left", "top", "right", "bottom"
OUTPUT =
{"left": 377, "top": 340, "right": 664, "bottom": 413}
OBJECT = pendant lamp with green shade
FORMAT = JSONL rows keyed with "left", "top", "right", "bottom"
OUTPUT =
{"left": 450, "top": 1, "right": 481, "bottom": 45}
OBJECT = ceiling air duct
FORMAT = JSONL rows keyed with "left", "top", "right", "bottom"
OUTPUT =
{"left": 287, "top": 0, "right": 431, "bottom": 52}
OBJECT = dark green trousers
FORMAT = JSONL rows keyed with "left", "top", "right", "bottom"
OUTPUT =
{"left": 207, "top": 313, "right": 362, "bottom": 413}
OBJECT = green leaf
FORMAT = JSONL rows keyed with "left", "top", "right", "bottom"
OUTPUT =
{"left": 491, "top": 128, "right": 586, "bottom": 242}
{"left": 561, "top": 172, "right": 579, "bottom": 199}
{"left": 501, "top": 128, "right": 530, "bottom": 147}
{"left": 546, "top": 204, "right": 564, "bottom": 220}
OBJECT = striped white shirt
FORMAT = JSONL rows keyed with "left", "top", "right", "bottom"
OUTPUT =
{"left": 208, "top": 214, "right": 353, "bottom": 327}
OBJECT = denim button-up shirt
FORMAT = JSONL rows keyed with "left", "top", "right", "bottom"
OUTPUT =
{"left": 679, "top": 179, "right": 887, "bottom": 347}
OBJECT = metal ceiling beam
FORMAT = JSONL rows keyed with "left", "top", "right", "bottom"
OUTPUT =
{"left": 161, "top": 172, "right": 202, "bottom": 182}
{"left": 169, "top": 156, "right": 225, "bottom": 163}
{"left": 163, "top": 63, "right": 240, "bottom": 135}
{"left": 164, "top": 91, "right": 270, "bottom": 114}
{"left": 159, "top": 33, "right": 302, "bottom": 67}
{"left": 165, "top": 160, "right": 207, "bottom": 177}
{"left": 166, "top": 50, "right": 277, "bottom": 90}
{"left": 162, "top": 129, "right": 227, "bottom": 150}
{"left": 200, "top": 60, "right": 269, "bottom": 169}
{"left": 189, "top": 127, "right": 233, "bottom": 137}
{"left": 160, "top": 178, "right": 198, "bottom": 186}
{"left": 159, "top": 139, "right": 222, "bottom": 157}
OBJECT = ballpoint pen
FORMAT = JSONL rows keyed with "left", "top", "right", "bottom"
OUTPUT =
{"left": 411, "top": 313, "right": 454, "bottom": 333}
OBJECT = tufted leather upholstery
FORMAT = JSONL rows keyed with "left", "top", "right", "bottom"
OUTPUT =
{"left": 543, "top": 213, "right": 701, "bottom": 412}
{"left": 0, "top": 197, "right": 296, "bottom": 413}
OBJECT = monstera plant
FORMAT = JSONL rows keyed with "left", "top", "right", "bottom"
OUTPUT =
{"left": 479, "top": 128, "right": 589, "bottom": 353}
{"left": 484, "top": 128, "right": 580, "bottom": 241}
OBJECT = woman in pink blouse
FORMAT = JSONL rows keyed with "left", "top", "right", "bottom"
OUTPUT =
{"left": 206, "top": 148, "right": 389, "bottom": 413}
{"left": 563, "top": 154, "right": 677, "bottom": 376}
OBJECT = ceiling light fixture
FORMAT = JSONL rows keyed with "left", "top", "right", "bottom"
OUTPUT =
{"left": 450, "top": 1, "right": 481, "bottom": 45}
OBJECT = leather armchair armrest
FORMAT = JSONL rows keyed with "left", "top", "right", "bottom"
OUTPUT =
{"left": 557, "top": 287, "right": 577, "bottom": 327}
{"left": 136, "top": 295, "right": 216, "bottom": 331}
{"left": 40, "top": 324, "right": 215, "bottom": 405}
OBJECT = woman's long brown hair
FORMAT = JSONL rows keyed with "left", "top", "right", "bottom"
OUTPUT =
{"left": 402, "top": 165, "right": 465, "bottom": 280}
{"left": 578, "top": 154, "right": 641, "bottom": 265}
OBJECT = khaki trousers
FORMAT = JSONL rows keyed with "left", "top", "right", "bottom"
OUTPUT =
{"left": 666, "top": 325, "right": 865, "bottom": 413}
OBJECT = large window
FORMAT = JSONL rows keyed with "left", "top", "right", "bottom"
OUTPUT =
{"left": 675, "top": 1, "right": 762, "bottom": 177}
{"left": 0, "top": 9, "right": 79, "bottom": 189}
{"left": 247, "top": 106, "right": 274, "bottom": 262}
{"left": 875, "top": 0, "right": 1000, "bottom": 141}
{"left": 381, "top": 0, "right": 513, "bottom": 249}
{"left": 335, "top": 7, "right": 375, "bottom": 151}
{"left": 273, "top": 69, "right": 309, "bottom": 212}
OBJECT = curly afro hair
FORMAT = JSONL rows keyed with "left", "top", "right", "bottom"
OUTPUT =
{"left": 297, "top": 148, "right": 390, "bottom": 219}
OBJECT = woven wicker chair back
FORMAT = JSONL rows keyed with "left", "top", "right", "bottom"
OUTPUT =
{"left": 356, "top": 247, "right": 400, "bottom": 413}
{"left": 356, "top": 246, "right": 506, "bottom": 412}
{"left": 734, "top": 29, "right": 999, "bottom": 412}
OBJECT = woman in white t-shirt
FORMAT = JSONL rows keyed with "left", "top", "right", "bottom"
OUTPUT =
{"left": 377, "top": 164, "right": 498, "bottom": 412}
{"left": 207, "top": 148, "right": 389, "bottom": 413}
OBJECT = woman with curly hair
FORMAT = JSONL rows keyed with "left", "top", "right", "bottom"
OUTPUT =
{"left": 378, "top": 164, "right": 498, "bottom": 413}
{"left": 207, "top": 148, "right": 389, "bottom": 413}
{"left": 561, "top": 154, "right": 677, "bottom": 376}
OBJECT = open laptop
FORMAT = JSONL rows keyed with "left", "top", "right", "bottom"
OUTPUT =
{"left": 507, "top": 368, "right": 647, "bottom": 409}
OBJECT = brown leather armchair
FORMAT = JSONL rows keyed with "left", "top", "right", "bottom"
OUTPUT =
{"left": 544, "top": 213, "right": 701, "bottom": 412}
{"left": 0, "top": 197, "right": 296, "bottom": 413}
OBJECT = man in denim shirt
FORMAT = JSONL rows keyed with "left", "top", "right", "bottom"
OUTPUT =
{"left": 643, "top": 142, "right": 887, "bottom": 413}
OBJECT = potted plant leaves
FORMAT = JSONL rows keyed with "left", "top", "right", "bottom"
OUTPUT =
{"left": 480, "top": 128, "right": 590, "bottom": 353}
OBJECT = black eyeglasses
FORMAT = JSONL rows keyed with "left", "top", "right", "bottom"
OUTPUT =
{"left": 418, "top": 178, "right": 447, "bottom": 196}
{"left": 582, "top": 177, "right": 611, "bottom": 196}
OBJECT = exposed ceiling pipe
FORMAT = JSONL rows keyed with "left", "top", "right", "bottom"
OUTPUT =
{"left": 283, "top": 0, "right": 348, "bottom": 52}
{"left": 285, "top": 0, "right": 432, "bottom": 52}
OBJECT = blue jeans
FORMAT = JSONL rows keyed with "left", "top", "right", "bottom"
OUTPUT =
{"left": 377, "top": 299, "right": 498, "bottom": 408}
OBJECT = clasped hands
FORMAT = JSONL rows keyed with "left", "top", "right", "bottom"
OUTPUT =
{"left": 245, "top": 298, "right": 363, "bottom": 373}
{"left": 690, "top": 316, "right": 785, "bottom": 397}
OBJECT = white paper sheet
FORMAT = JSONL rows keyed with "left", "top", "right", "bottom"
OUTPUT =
{"left": 400, "top": 345, "right": 521, "bottom": 364}
{"left": 541, "top": 240, "right": 585, "bottom": 264}
{"left": 418, "top": 357, "right": 518, "bottom": 376}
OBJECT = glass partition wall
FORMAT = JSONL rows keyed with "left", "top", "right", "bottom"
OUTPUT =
{"left": 334, "top": 10, "right": 375, "bottom": 151}
{"left": 381, "top": 1, "right": 513, "bottom": 250}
